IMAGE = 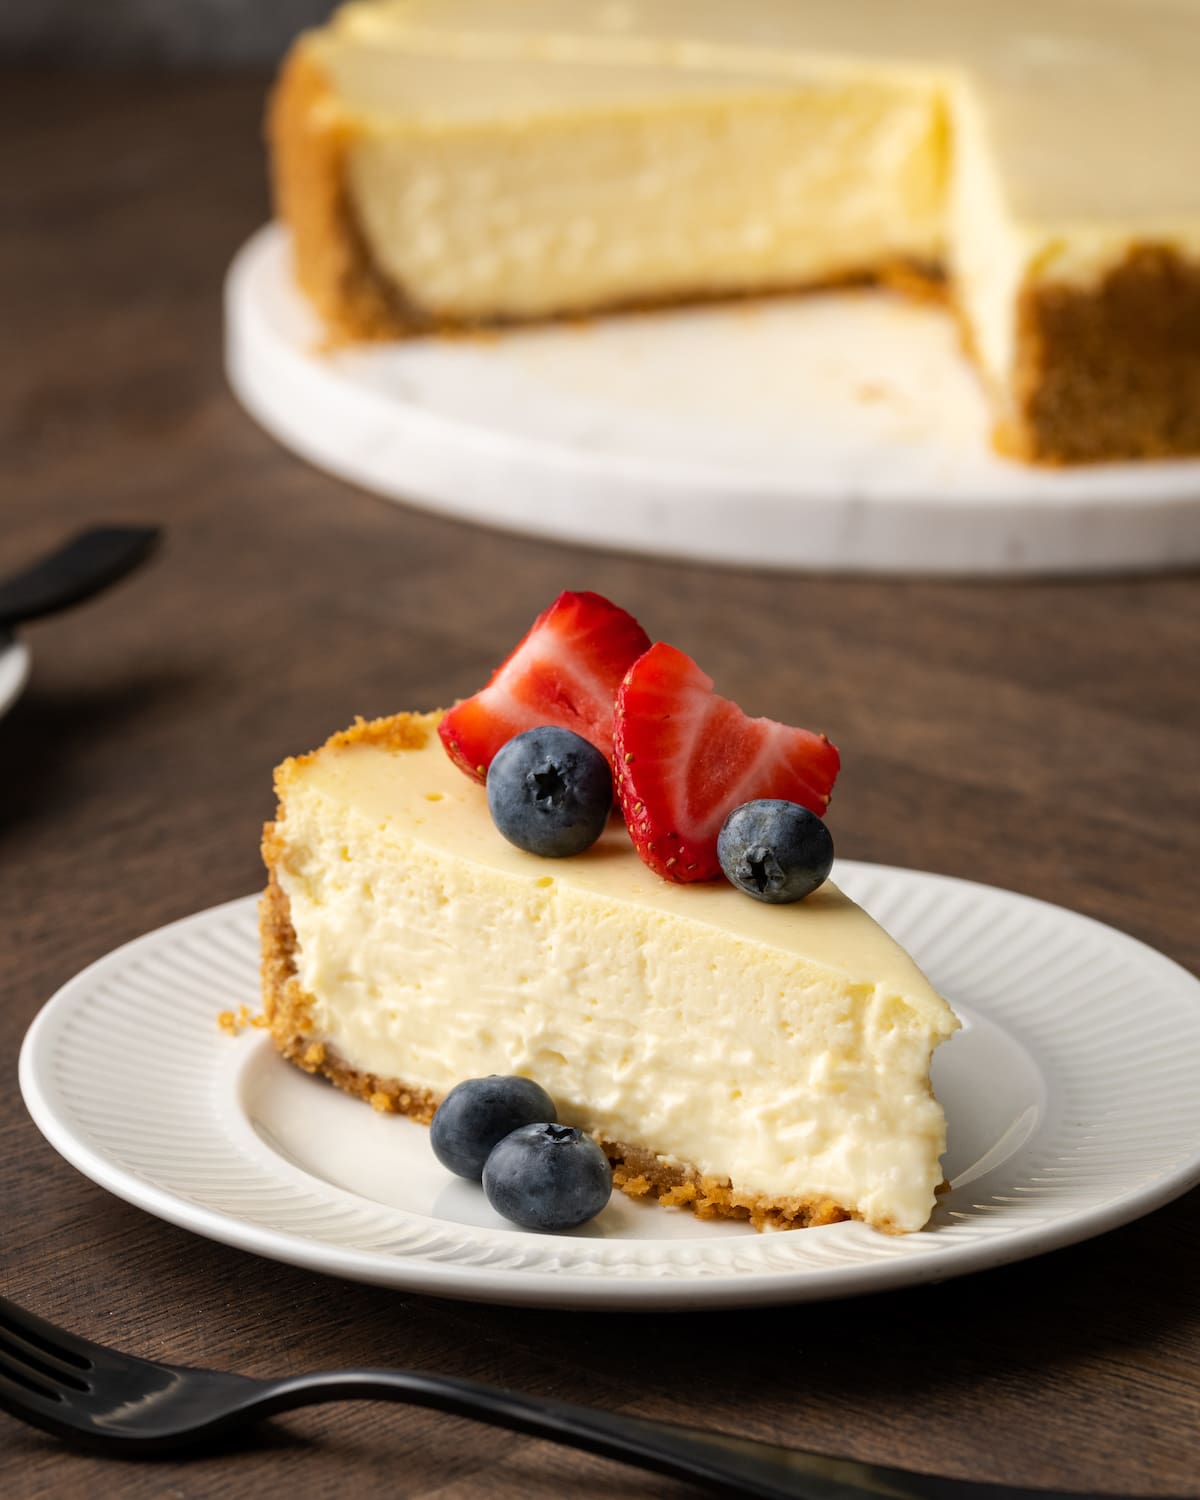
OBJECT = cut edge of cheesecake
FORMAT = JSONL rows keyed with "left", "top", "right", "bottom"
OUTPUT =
{"left": 267, "top": 42, "right": 945, "bottom": 345}
{"left": 260, "top": 867, "right": 858, "bottom": 1233}
{"left": 261, "top": 710, "right": 955, "bottom": 1236}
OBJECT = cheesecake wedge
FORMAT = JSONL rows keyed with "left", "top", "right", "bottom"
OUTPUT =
{"left": 261, "top": 710, "right": 959, "bottom": 1235}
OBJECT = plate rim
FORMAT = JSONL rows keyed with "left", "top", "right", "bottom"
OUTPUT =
{"left": 18, "top": 866, "right": 1200, "bottom": 1309}
{"left": 225, "top": 223, "right": 1200, "bottom": 578}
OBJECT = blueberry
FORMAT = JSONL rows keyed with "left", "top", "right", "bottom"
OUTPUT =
{"left": 486, "top": 726, "right": 612, "bottom": 857}
{"left": 430, "top": 1075, "right": 558, "bottom": 1180}
{"left": 483, "top": 1123, "right": 613, "bottom": 1231}
{"left": 717, "top": 799, "right": 834, "bottom": 903}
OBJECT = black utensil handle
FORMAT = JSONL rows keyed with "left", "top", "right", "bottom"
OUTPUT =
{"left": 192, "top": 1369, "right": 870, "bottom": 1498}
{"left": 215, "top": 1371, "right": 1098, "bottom": 1500}
{"left": 0, "top": 526, "right": 160, "bottom": 628}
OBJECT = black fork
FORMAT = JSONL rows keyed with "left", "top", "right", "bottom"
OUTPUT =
{"left": 0, "top": 1295, "right": 1160, "bottom": 1500}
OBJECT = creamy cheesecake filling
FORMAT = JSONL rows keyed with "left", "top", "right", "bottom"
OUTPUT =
{"left": 315, "top": 0, "right": 1200, "bottom": 302}
{"left": 341, "top": 66, "right": 945, "bottom": 322}
{"left": 270, "top": 720, "right": 959, "bottom": 1234}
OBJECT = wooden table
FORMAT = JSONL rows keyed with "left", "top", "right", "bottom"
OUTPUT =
{"left": 3, "top": 70, "right": 1198, "bottom": 1500}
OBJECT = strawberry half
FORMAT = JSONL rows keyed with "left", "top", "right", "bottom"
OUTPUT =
{"left": 439, "top": 591, "right": 651, "bottom": 783}
{"left": 614, "top": 643, "right": 840, "bottom": 884}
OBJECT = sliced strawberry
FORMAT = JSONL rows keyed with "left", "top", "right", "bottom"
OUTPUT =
{"left": 439, "top": 591, "right": 651, "bottom": 783}
{"left": 614, "top": 643, "right": 840, "bottom": 884}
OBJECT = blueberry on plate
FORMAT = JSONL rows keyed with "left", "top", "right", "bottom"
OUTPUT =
{"left": 430, "top": 1075, "right": 558, "bottom": 1181}
{"left": 487, "top": 726, "right": 612, "bottom": 857}
{"left": 483, "top": 1123, "right": 613, "bottom": 1231}
{"left": 717, "top": 799, "right": 834, "bottom": 904}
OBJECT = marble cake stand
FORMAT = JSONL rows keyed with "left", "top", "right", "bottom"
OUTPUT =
{"left": 225, "top": 225, "right": 1200, "bottom": 575}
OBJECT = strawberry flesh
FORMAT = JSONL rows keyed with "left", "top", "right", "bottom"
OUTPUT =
{"left": 614, "top": 643, "right": 840, "bottom": 884}
{"left": 439, "top": 591, "right": 651, "bottom": 783}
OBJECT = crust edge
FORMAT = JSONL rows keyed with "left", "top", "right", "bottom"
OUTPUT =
{"left": 267, "top": 42, "right": 417, "bottom": 342}
{"left": 1001, "top": 245, "right": 1200, "bottom": 464}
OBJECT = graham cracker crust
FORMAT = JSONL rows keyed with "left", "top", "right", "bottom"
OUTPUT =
{"left": 258, "top": 859, "right": 856, "bottom": 1234}
{"left": 267, "top": 47, "right": 417, "bottom": 343}
{"left": 1001, "top": 245, "right": 1200, "bottom": 464}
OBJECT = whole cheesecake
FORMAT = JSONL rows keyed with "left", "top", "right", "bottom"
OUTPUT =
{"left": 269, "top": 0, "right": 1200, "bottom": 464}
{"left": 261, "top": 711, "right": 960, "bottom": 1235}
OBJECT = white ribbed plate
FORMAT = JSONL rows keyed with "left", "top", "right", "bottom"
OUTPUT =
{"left": 19, "top": 864, "right": 1200, "bottom": 1309}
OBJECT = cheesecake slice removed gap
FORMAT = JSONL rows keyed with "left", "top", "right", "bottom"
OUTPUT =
{"left": 261, "top": 711, "right": 960, "bottom": 1234}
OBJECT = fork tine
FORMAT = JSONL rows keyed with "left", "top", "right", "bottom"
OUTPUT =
{"left": 0, "top": 1297, "right": 98, "bottom": 1372}
{"left": 0, "top": 1330, "right": 92, "bottom": 1393}
{"left": 0, "top": 1363, "right": 86, "bottom": 1444}
{"left": 0, "top": 1353, "right": 69, "bottom": 1408}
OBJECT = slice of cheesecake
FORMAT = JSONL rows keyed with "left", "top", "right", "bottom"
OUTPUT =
{"left": 268, "top": 0, "right": 1200, "bottom": 464}
{"left": 261, "top": 710, "right": 959, "bottom": 1234}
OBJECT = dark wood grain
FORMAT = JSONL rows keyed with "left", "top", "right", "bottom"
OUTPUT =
{"left": 2, "top": 68, "right": 1198, "bottom": 1500}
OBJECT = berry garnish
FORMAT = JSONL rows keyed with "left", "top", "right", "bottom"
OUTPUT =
{"left": 717, "top": 799, "right": 835, "bottom": 903}
{"left": 439, "top": 591, "right": 650, "bottom": 784}
{"left": 614, "top": 643, "right": 840, "bottom": 884}
{"left": 483, "top": 1123, "right": 613, "bottom": 1231}
{"left": 487, "top": 726, "right": 612, "bottom": 857}
{"left": 430, "top": 1076, "right": 558, "bottom": 1181}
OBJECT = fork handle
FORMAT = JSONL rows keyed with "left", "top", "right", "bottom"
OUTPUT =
{"left": 227, "top": 1369, "right": 1089, "bottom": 1500}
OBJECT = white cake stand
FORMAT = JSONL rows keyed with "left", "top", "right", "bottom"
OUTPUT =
{"left": 224, "top": 225, "right": 1200, "bottom": 575}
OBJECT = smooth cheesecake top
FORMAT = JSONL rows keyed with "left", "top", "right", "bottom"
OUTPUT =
{"left": 274, "top": 711, "right": 955, "bottom": 1031}
{"left": 304, "top": 0, "right": 1200, "bottom": 237}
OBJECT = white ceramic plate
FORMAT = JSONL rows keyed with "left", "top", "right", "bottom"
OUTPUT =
{"left": 0, "top": 633, "right": 30, "bottom": 720}
{"left": 19, "top": 864, "right": 1200, "bottom": 1309}
{"left": 225, "top": 224, "right": 1200, "bottom": 576}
